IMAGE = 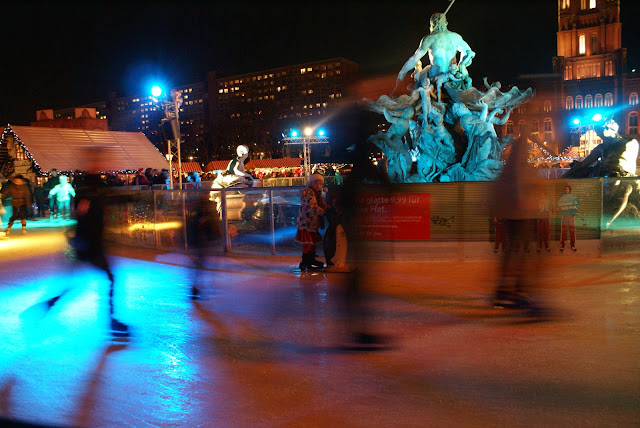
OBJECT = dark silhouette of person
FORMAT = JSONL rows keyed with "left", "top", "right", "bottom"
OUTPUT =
{"left": 1, "top": 175, "right": 34, "bottom": 235}
{"left": 185, "top": 191, "right": 221, "bottom": 299}
{"left": 491, "top": 131, "right": 545, "bottom": 313}
{"left": 27, "top": 148, "right": 131, "bottom": 337}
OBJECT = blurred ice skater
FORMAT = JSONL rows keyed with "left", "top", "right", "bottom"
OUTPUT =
{"left": 335, "top": 139, "right": 388, "bottom": 349}
{"left": 22, "top": 147, "right": 131, "bottom": 337}
{"left": 185, "top": 191, "right": 221, "bottom": 299}
{"left": 491, "top": 131, "right": 546, "bottom": 314}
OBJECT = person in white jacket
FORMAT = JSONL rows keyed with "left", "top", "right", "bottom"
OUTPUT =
{"left": 48, "top": 175, "right": 76, "bottom": 219}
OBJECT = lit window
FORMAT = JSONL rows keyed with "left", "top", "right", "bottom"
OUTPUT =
{"left": 544, "top": 100, "right": 552, "bottom": 112}
{"left": 581, "top": 0, "right": 586, "bottom": 9}
{"left": 605, "top": 61, "right": 614, "bottom": 76}
{"left": 518, "top": 121, "right": 526, "bottom": 133}
{"left": 564, "top": 66, "right": 572, "bottom": 80}
{"left": 506, "top": 121, "right": 514, "bottom": 134}
{"left": 544, "top": 118, "right": 553, "bottom": 141}
{"left": 630, "top": 112, "right": 639, "bottom": 134}
{"left": 532, "top": 120, "right": 539, "bottom": 133}
{"left": 595, "top": 93, "right": 603, "bottom": 107}
{"left": 630, "top": 93, "right": 639, "bottom": 106}
{"left": 566, "top": 96, "right": 574, "bottom": 110}
{"left": 604, "top": 92, "right": 613, "bottom": 107}
{"left": 575, "top": 96, "right": 583, "bottom": 109}
{"left": 562, "top": 0, "right": 570, "bottom": 9}
{"left": 590, "top": 34, "right": 598, "bottom": 55}
{"left": 585, "top": 95, "right": 593, "bottom": 108}
{"left": 579, "top": 35, "right": 586, "bottom": 54}
{"left": 590, "top": 0, "right": 596, "bottom": 8}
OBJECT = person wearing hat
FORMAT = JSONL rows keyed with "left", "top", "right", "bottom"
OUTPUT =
{"left": 295, "top": 173, "right": 328, "bottom": 270}
{"left": 134, "top": 168, "right": 151, "bottom": 186}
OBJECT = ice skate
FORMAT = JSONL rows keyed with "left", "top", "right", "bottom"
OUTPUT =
{"left": 190, "top": 286, "right": 202, "bottom": 301}
{"left": 109, "top": 317, "right": 131, "bottom": 338}
{"left": 308, "top": 254, "right": 324, "bottom": 269}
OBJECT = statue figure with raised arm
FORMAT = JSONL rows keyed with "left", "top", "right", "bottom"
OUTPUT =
{"left": 397, "top": 12, "right": 475, "bottom": 101}
{"left": 362, "top": 1, "right": 533, "bottom": 183}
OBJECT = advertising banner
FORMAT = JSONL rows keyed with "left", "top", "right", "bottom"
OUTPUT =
{"left": 356, "top": 193, "right": 430, "bottom": 240}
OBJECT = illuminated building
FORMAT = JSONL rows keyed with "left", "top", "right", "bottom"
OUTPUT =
{"left": 31, "top": 106, "right": 109, "bottom": 131}
{"left": 47, "top": 58, "right": 357, "bottom": 162}
{"left": 207, "top": 57, "right": 358, "bottom": 159}
{"left": 103, "top": 82, "right": 208, "bottom": 159}
{"left": 506, "top": 0, "right": 640, "bottom": 160}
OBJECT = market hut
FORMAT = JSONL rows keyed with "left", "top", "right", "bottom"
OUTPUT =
{"left": 244, "top": 158, "right": 302, "bottom": 178}
{"left": 0, "top": 124, "right": 168, "bottom": 183}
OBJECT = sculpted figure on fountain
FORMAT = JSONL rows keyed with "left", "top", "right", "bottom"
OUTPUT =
{"left": 365, "top": 7, "right": 533, "bottom": 183}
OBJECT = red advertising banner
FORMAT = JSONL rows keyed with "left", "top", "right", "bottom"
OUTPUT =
{"left": 356, "top": 193, "right": 430, "bottom": 240}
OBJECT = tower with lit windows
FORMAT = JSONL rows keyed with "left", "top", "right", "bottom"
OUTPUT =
{"left": 505, "top": 0, "right": 640, "bottom": 162}
{"left": 554, "top": 0, "right": 625, "bottom": 81}
{"left": 552, "top": 0, "right": 628, "bottom": 154}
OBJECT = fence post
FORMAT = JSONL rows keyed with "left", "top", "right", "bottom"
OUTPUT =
{"left": 182, "top": 191, "right": 188, "bottom": 251}
{"left": 269, "top": 189, "right": 276, "bottom": 255}
{"left": 154, "top": 191, "right": 160, "bottom": 247}
{"left": 599, "top": 178, "right": 604, "bottom": 256}
{"left": 221, "top": 189, "right": 231, "bottom": 253}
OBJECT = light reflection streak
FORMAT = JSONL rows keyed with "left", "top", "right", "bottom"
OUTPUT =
{"left": 0, "top": 233, "right": 67, "bottom": 252}
{"left": 128, "top": 221, "right": 183, "bottom": 232}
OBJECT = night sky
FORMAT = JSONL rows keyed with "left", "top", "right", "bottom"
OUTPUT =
{"left": 3, "top": 0, "right": 640, "bottom": 125}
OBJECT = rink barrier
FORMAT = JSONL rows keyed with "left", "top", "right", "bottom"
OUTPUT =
{"left": 101, "top": 178, "right": 640, "bottom": 259}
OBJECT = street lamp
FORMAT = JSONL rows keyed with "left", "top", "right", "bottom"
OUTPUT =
{"left": 152, "top": 86, "right": 184, "bottom": 189}
{"left": 151, "top": 85, "right": 163, "bottom": 98}
{"left": 283, "top": 127, "right": 329, "bottom": 177}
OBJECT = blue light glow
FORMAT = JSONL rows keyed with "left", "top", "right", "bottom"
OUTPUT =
{"left": 151, "top": 86, "right": 163, "bottom": 98}
{"left": 592, "top": 113, "right": 603, "bottom": 122}
{"left": 318, "top": 129, "right": 325, "bottom": 137}
{"left": 291, "top": 130, "right": 298, "bottom": 137}
{"left": 573, "top": 118, "right": 580, "bottom": 125}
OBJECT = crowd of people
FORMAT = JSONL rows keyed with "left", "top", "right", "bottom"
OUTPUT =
{"left": 0, "top": 167, "right": 173, "bottom": 237}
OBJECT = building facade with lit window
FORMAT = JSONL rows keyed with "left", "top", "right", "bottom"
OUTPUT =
{"left": 506, "top": 0, "right": 640, "bottom": 160}
{"left": 34, "top": 104, "right": 109, "bottom": 131}
{"left": 104, "top": 82, "right": 208, "bottom": 159}
{"left": 207, "top": 57, "right": 358, "bottom": 159}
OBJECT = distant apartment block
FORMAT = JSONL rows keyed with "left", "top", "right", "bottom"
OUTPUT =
{"left": 48, "top": 58, "right": 358, "bottom": 161}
